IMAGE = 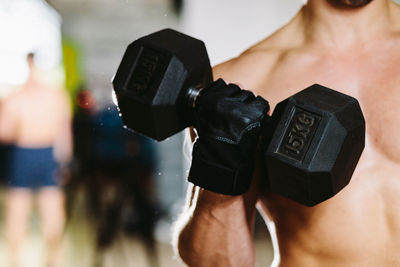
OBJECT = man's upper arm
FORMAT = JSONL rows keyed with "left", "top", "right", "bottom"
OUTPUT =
{"left": 0, "top": 97, "right": 19, "bottom": 143}
{"left": 53, "top": 90, "right": 73, "bottom": 163}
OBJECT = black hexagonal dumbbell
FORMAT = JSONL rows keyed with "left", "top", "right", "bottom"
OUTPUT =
{"left": 262, "top": 85, "right": 365, "bottom": 206}
{"left": 112, "top": 28, "right": 365, "bottom": 206}
{"left": 112, "top": 29, "right": 212, "bottom": 141}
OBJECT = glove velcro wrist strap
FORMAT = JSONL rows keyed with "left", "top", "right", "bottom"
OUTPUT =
{"left": 188, "top": 147, "right": 252, "bottom": 195}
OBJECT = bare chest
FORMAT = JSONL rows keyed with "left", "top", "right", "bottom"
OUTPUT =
{"left": 256, "top": 47, "right": 400, "bottom": 258}
{"left": 257, "top": 49, "right": 400, "bottom": 163}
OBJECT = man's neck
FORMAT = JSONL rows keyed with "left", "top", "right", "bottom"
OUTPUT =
{"left": 297, "top": 0, "right": 397, "bottom": 49}
{"left": 23, "top": 68, "right": 42, "bottom": 91}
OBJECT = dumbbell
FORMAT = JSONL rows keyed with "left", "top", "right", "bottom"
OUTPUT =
{"left": 112, "top": 29, "right": 365, "bottom": 206}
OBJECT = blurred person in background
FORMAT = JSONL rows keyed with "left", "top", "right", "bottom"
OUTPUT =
{"left": 90, "top": 105, "right": 160, "bottom": 267}
{"left": 70, "top": 89, "right": 160, "bottom": 267}
{"left": 0, "top": 53, "right": 72, "bottom": 267}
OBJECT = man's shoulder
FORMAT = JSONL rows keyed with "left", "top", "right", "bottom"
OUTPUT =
{"left": 0, "top": 89, "right": 25, "bottom": 115}
{"left": 213, "top": 27, "right": 301, "bottom": 94}
{"left": 213, "top": 48, "right": 279, "bottom": 91}
{"left": 4, "top": 88, "right": 25, "bottom": 104}
{"left": 10, "top": 85, "right": 68, "bottom": 106}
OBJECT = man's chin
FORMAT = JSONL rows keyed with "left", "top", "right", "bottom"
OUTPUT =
{"left": 332, "top": 0, "right": 373, "bottom": 8}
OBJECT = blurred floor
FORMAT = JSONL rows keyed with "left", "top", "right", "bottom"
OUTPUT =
{"left": 0, "top": 188, "right": 273, "bottom": 267}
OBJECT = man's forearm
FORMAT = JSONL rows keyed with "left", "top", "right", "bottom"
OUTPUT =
{"left": 174, "top": 184, "right": 259, "bottom": 266}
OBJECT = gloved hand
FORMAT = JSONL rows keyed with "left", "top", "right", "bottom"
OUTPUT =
{"left": 188, "top": 79, "right": 270, "bottom": 195}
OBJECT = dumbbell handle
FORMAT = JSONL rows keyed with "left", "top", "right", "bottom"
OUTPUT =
{"left": 186, "top": 86, "right": 204, "bottom": 109}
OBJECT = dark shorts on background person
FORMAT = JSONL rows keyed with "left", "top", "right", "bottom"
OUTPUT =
{"left": 7, "top": 145, "right": 59, "bottom": 189}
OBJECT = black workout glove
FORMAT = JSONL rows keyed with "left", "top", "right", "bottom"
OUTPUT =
{"left": 188, "top": 79, "right": 270, "bottom": 195}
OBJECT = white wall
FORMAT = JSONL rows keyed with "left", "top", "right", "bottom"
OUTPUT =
{"left": 0, "top": 0, "right": 62, "bottom": 97}
{"left": 181, "top": 0, "right": 303, "bottom": 65}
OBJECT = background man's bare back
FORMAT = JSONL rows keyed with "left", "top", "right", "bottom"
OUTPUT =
{"left": 206, "top": 1, "right": 400, "bottom": 266}
{"left": 0, "top": 65, "right": 72, "bottom": 162}
{"left": 7, "top": 85, "right": 69, "bottom": 147}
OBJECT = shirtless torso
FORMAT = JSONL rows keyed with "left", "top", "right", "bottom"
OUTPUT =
{"left": 176, "top": 0, "right": 400, "bottom": 266}
{"left": 0, "top": 59, "right": 72, "bottom": 162}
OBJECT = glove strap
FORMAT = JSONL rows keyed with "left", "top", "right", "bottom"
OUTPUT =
{"left": 188, "top": 142, "right": 252, "bottom": 195}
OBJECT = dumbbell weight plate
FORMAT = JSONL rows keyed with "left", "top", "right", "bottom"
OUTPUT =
{"left": 263, "top": 84, "right": 365, "bottom": 206}
{"left": 112, "top": 29, "right": 212, "bottom": 141}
